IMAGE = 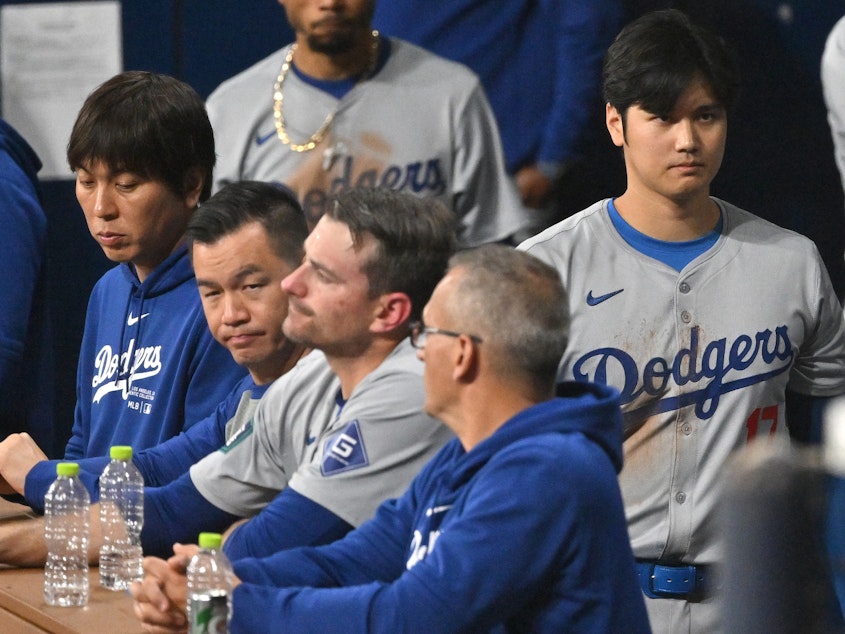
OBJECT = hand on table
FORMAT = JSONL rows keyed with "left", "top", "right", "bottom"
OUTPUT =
{"left": 130, "top": 544, "right": 195, "bottom": 634}
{"left": 0, "top": 433, "right": 47, "bottom": 495}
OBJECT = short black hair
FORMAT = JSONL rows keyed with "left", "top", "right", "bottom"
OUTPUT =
{"left": 603, "top": 9, "right": 740, "bottom": 119}
{"left": 67, "top": 71, "right": 216, "bottom": 201}
{"left": 186, "top": 181, "right": 308, "bottom": 268}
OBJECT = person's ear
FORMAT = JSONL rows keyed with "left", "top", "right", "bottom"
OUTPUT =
{"left": 606, "top": 103, "right": 626, "bottom": 148}
{"left": 182, "top": 167, "right": 205, "bottom": 210}
{"left": 371, "top": 292, "right": 412, "bottom": 334}
{"left": 452, "top": 334, "right": 480, "bottom": 383}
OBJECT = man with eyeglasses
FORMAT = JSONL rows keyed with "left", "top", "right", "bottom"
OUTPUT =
{"left": 132, "top": 245, "right": 650, "bottom": 633}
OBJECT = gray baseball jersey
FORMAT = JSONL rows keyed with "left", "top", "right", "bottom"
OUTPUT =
{"left": 190, "top": 340, "right": 453, "bottom": 527}
{"left": 520, "top": 198, "right": 845, "bottom": 632}
{"left": 205, "top": 38, "right": 528, "bottom": 247}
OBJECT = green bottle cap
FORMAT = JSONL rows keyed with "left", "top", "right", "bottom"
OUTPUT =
{"left": 110, "top": 445, "right": 133, "bottom": 461}
{"left": 56, "top": 463, "right": 80, "bottom": 477}
{"left": 197, "top": 532, "right": 223, "bottom": 550}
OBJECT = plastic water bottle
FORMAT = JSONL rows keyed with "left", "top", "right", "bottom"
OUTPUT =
{"left": 43, "top": 462, "right": 90, "bottom": 607}
{"left": 98, "top": 445, "right": 144, "bottom": 590}
{"left": 187, "top": 532, "right": 233, "bottom": 634}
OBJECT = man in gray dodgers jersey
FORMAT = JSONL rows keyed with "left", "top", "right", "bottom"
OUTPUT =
{"left": 520, "top": 10, "right": 845, "bottom": 634}
{"left": 183, "top": 187, "right": 456, "bottom": 560}
{"left": 205, "top": 0, "right": 529, "bottom": 246}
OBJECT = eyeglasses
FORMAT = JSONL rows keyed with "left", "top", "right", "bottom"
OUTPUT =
{"left": 409, "top": 321, "right": 483, "bottom": 349}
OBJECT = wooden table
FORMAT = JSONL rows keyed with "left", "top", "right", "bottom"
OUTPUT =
{"left": 0, "top": 568, "right": 142, "bottom": 633}
{"left": 0, "top": 499, "right": 142, "bottom": 633}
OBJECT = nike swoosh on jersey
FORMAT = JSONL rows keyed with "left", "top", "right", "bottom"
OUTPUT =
{"left": 586, "top": 289, "right": 624, "bottom": 306}
{"left": 255, "top": 129, "right": 276, "bottom": 146}
{"left": 127, "top": 312, "right": 150, "bottom": 326}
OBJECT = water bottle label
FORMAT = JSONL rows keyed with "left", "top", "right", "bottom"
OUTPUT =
{"left": 189, "top": 593, "right": 228, "bottom": 634}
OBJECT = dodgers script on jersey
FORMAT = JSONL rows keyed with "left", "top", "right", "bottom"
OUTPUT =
{"left": 520, "top": 198, "right": 845, "bottom": 571}
{"left": 206, "top": 38, "right": 528, "bottom": 247}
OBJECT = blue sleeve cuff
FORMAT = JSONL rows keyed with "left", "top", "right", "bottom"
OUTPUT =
{"left": 223, "top": 488, "right": 352, "bottom": 561}
{"left": 142, "top": 472, "right": 241, "bottom": 558}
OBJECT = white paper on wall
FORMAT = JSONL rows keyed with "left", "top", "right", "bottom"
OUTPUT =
{"left": 1, "top": 1, "right": 122, "bottom": 179}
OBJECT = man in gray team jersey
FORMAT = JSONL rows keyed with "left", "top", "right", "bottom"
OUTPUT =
{"left": 520, "top": 9, "right": 845, "bottom": 634}
{"left": 206, "top": 0, "right": 529, "bottom": 246}
{"left": 137, "top": 186, "right": 456, "bottom": 570}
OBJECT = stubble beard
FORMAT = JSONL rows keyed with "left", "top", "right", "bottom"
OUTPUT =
{"left": 307, "top": 31, "right": 356, "bottom": 56}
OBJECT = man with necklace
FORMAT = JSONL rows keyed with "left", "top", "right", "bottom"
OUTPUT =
{"left": 206, "top": 0, "right": 529, "bottom": 247}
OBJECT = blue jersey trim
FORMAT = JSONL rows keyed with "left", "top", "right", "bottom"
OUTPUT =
{"left": 608, "top": 198, "right": 723, "bottom": 271}
{"left": 291, "top": 37, "right": 392, "bottom": 100}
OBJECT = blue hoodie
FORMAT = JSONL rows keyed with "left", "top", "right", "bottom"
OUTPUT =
{"left": 231, "top": 381, "right": 650, "bottom": 633}
{"left": 0, "top": 118, "right": 54, "bottom": 453}
{"left": 64, "top": 244, "right": 246, "bottom": 461}
{"left": 24, "top": 374, "right": 265, "bottom": 513}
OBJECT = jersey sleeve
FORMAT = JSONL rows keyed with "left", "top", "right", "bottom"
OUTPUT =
{"left": 63, "top": 288, "right": 103, "bottom": 461}
{"left": 232, "top": 486, "right": 417, "bottom": 590}
{"left": 288, "top": 369, "right": 452, "bottom": 528}
{"left": 822, "top": 16, "right": 845, "bottom": 198}
{"left": 449, "top": 79, "right": 529, "bottom": 246}
{"left": 188, "top": 373, "right": 305, "bottom": 517}
{"left": 787, "top": 243, "right": 845, "bottom": 397}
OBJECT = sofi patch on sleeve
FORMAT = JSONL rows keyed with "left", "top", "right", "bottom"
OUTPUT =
{"left": 320, "top": 420, "right": 370, "bottom": 476}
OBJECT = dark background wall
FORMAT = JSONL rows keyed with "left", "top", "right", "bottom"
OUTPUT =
{"left": 1, "top": 0, "right": 843, "bottom": 454}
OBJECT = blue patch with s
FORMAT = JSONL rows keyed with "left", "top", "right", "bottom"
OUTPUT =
{"left": 320, "top": 420, "right": 369, "bottom": 476}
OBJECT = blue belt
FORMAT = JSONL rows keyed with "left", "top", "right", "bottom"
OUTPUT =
{"left": 636, "top": 561, "right": 710, "bottom": 600}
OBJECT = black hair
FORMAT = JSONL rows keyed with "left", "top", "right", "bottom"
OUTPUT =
{"left": 67, "top": 71, "right": 215, "bottom": 201}
{"left": 186, "top": 181, "right": 308, "bottom": 268}
{"left": 603, "top": 9, "right": 740, "bottom": 119}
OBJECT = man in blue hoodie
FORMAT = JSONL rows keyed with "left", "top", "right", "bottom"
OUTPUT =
{"left": 132, "top": 245, "right": 649, "bottom": 633}
{"left": 0, "top": 118, "right": 54, "bottom": 458}
{"left": 0, "top": 72, "right": 245, "bottom": 472}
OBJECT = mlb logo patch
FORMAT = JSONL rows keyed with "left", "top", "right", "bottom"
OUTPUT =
{"left": 321, "top": 420, "right": 369, "bottom": 476}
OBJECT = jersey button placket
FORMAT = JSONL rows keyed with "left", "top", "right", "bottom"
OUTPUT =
{"left": 670, "top": 288, "right": 696, "bottom": 554}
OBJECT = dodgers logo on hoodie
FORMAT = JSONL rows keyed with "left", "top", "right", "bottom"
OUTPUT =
{"left": 91, "top": 338, "right": 163, "bottom": 406}
{"left": 321, "top": 420, "right": 369, "bottom": 476}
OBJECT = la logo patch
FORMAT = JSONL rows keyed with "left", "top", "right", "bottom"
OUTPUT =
{"left": 321, "top": 420, "right": 370, "bottom": 475}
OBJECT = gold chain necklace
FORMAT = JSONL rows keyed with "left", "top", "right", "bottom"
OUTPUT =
{"left": 273, "top": 30, "right": 379, "bottom": 153}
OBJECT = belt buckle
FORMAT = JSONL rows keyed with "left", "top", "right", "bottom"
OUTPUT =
{"left": 640, "top": 562, "right": 706, "bottom": 600}
{"left": 651, "top": 564, "right": 699, "bottom": 597}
